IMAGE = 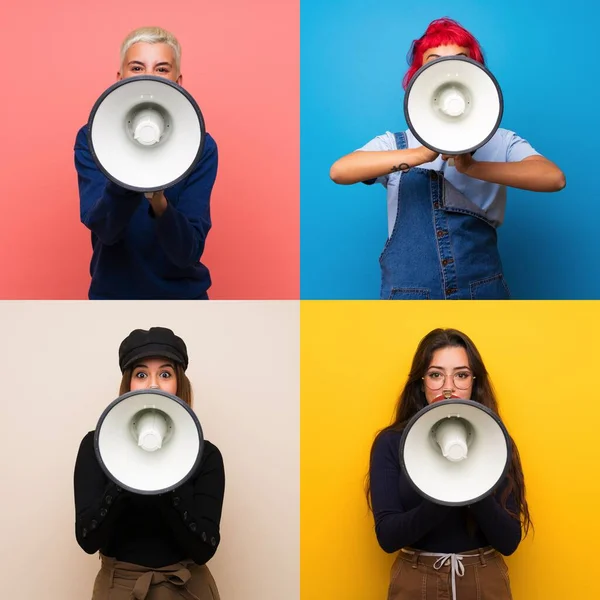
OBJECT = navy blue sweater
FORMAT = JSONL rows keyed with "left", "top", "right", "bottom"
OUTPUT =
{"left": 370, "top": 429, "right": 522, "bottom": 556}
{"left": 74, "top": 431, "right": 225, "bottom": 568}
{"left": 75, "top": 126, "right": 218, "bottom": 299}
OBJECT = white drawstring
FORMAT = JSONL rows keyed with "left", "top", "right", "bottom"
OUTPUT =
{"left": 401, "top": 548, "right": 494, "bottom": 600}
{"left": 431, "top": 554, "right": 464, "bottom": 600}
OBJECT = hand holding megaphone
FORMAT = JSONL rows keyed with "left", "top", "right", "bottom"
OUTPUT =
{"left": 144, "top": 189, "right": 168, "bottom": 217}
{"left": 441, "top": 152, "right": 476, "bottom": 173}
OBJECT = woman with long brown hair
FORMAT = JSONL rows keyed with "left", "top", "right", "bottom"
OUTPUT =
{"left": 368, "top": 328, "right": 531, "bottom": 600}
{"left": 74, "top": 327, "right": 224, "bottom": 599}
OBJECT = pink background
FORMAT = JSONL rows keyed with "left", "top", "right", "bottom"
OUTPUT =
{"left": 0, "top": 0, "right": 299, "bottom": 299}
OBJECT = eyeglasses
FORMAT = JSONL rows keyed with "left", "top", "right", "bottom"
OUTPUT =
{"left": 422, "top": 370, "right": 475, "bottom": 391}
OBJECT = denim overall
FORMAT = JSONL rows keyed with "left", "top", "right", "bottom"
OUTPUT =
{"left": 379, "top": 132, "right": 510, "bottom": 300}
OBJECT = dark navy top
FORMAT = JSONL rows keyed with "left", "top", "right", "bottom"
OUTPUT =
{"left": 370, "top": 429, "right": 521, "bottom": 555}
{"left": 75, "top": 126, "right": 218, "bottom": 300}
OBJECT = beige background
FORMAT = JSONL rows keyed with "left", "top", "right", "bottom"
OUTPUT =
{"left": 0, "top": 300, "right": 299, "bottom": 600}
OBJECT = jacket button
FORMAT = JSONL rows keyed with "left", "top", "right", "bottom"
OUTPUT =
{"left": 202, "top": 532, "right": 207, "bottom": 542}
{"left": 433, "top": 202, "right": 440, "bottom": 210}
{"left": 100, "top": 508, "right": 107, "bottom": 517}
{"left": 182, "top": 511, "right": 188, "bottom": 521}
{"left": 210, "top": 537, "right": 217, "bottom": 547}
{"left": 90, "top": 520, "right": 98, "bottom": 530}
{"left": 189, "top": 522, "right": 197, "bottom": 532}
{"left": 82, "top": 528, "right": 88, "bottom": 538}
{"left": 172, "top": 496, "right": 180, "bottom": 507}
{"left": 436, "top": 230, "right": 446, "bottom": 238}
{"left": 105, "top": 495, "right": 112, "bottom": 505}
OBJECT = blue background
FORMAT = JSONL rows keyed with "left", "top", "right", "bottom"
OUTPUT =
{"left": 300, "top": 0, "right": 598, "bottom": 299}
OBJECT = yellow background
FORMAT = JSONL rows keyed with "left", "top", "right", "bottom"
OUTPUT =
{"left": 300, "top": 301, "right": 599, "bottom": 600}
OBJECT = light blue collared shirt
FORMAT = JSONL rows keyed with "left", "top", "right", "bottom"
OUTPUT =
{"left": 357, "top": 128, "right": 540, "bottom": 236}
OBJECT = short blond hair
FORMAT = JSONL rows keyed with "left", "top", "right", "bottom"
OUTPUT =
{"left": 120, "top": 26, "right": 182, "bottom": 74}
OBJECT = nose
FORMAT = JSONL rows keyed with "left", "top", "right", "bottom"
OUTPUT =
{"left": 443, "top": 373, "right": 455, "bottom": 389}
{"left": 442, "top": 374, "right": 455, "bottom": 398}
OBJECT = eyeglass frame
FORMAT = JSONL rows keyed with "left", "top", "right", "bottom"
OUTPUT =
{"left": 421, "top": 370, "right": 476, "bottom": 391}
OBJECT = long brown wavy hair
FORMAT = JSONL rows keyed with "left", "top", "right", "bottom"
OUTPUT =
{"left": 366, "top": 328, "right": 532, "bottom": 537}
{"left": 119, "top": 362, "right": 193, "bottom": 407}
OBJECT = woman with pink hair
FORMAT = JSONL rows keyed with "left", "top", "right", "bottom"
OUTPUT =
{"left": 330, "top": 18, "right": 565, "bottom": 301}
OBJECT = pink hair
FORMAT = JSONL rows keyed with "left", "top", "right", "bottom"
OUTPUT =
{"left": 402, "top": 18, "right": 485, "bottom": 90}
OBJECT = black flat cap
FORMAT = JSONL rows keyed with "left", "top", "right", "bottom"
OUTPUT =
{"left": 119, "top": 327, "right": 188, "bottom": 372}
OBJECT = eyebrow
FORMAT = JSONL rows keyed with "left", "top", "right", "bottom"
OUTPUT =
{"left": 127, "top": 60, "right": 173, "bottom": 71}
{"left": 132, "top": 363, "right": 175, "bottom": 369}
{"left": 426, "top": 52, "right": 468, "bottom": 60}
{"left": 427, "top": 365, "right": 471, "bottom": 371}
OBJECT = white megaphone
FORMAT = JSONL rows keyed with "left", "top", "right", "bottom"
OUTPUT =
{"left": 399, "top": 399, "right": 510, "bottom": 506}
{"left": 404, "top": 56, "right": 503, "bottom": 165}
{"left": 94, "top": 389, "right": 204, "bottom": 495}
{"left": 87, "top": 75, "right": 206, "bottom": 192}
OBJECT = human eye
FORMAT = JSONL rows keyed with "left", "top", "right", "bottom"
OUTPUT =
{"left": 427, "top": 370, "right": 443, "bottom": 379}
{"left": 159, "top": 370, "right": 172, "bottom": 379}
{"left": 134, "top": 371, "right": 148, "bottom": 379}
{"left": 455, "top": 371, "right": 472, "bottom": 380}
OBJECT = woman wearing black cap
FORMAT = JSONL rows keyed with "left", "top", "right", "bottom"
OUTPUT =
{"left": 73, "top": 327, "right": 225, "bottom": 600}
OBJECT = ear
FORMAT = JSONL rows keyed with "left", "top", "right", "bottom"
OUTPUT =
{"left": 176, "top": 72, "right": 183, "bottom": 86}
{"left": 116, "top": 70, "right": 123, "bottom": 81}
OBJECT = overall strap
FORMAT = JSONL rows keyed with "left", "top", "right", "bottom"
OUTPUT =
{"left": 394, "top": 131, "right": 408, "bottom": 151}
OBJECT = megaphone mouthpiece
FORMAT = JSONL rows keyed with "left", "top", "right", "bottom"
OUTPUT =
{"left": 134, "top": 409, "right": 168, "bottom": 452}
{"left": 438, "top": 87, "right": 466, "bottom": 117}
{"left": 434, "top": 417, "right": 469, "bottom": 462}
{"left": 132, "top": 107, "right": 166, "bottom": 146}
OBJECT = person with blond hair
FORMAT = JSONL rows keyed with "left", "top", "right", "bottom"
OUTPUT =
{"left": 75, "top": 27, "right": 218, "bottom": 300}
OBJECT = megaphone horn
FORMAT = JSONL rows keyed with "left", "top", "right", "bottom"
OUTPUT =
{"left": 87, "top": 75, "right": 206, "bottom": 193}
{"left": 404, "top": 56, "right": 503, "bottom": 157}
{"left": 399, "top": 399, "right": 510, "bottom": 506}
{"left": 94, "top": 389, "right": 204, "bottom": 495}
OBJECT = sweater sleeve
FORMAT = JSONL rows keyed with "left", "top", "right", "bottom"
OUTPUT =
{"left": 157, "top": 442, "right": 225, "bottom": 564}
{"left": 73, "top": 431, "right": 132, "bottom": 554}
{"left": 153, "top": 135, "right": 218, "bottom": 268}
{"left": 468, "top": 478, "right": 522, "bottom": 556}
{"left": 370, "top": 431, "right": 451, "bottom": 553}
{"left": 74, "top": 127, "right": 143, "bottom": 245}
